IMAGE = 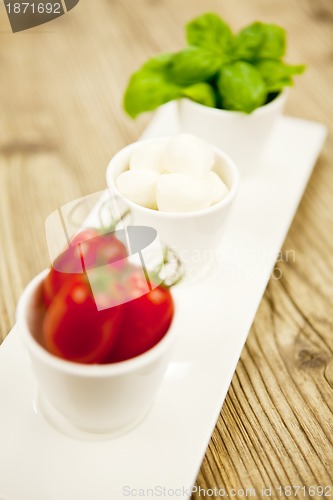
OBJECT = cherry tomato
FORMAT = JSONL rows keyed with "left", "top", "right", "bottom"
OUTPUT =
{"left": 108, "top": 285, "right": 174, "bottom": 362}
{"left": 70, "top": 228, "right": 101, "bottom": 269}
{"left": 42, "top": 278, "right": 124, "bottom": 364}
{"left": 42, "top": 229, "right": 174, "bottom": 365}
{"left": 95, "top": 234, "right": 128, "bottom": 269}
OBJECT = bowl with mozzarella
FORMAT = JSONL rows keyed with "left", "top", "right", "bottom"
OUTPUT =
{"left": 107, "top": 134, "right": 240, "bottom": 281}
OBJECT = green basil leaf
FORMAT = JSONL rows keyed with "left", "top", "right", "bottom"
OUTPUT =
{"left": 123, "top": 54, "right": 182, "bottom": 118}
{"left": 255, "top": 59, "right": 306, "bottom": 91}
{"left": 169, "top": 46, "right": 222, "bottom": 86}
{"left": 218, "top": 61, "right": 267, "bottom": 113}
{"left": 233, "top": 22, "right": 286, "bottom": 61}
{"left": 182, "top": 82, "right": 217, "bottom": 107}
{"left": 186, "top": 12, "right": 233, "bottom": 59}
{"left": 141, "top": 52, "right": 174, "bottom": 72}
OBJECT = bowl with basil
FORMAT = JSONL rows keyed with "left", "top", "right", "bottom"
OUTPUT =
{"left": 123, "top": 13, "right": 305, "bottom": 173}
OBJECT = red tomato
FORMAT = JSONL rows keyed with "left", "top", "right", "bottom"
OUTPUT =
{"left": 42, "top": 278, "right": 124, "bottom": 364}
{"left": 70, "top": 228, "right": 101, "bottom": 269}
{"left": 107, "top": 285, "right": 174, "bottom": 363}
{"left": 43, "top": 229, "right": 128, "bottom": 306}
{"left": 95, "top": 234, "right": 128, "bottom": 269}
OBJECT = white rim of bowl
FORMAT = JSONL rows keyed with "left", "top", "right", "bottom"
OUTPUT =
{"left": 106, "top": 141, "right": 240, "bottom": 219}
{"left": 16, "top": 269, "right": 178, "bottom": 377}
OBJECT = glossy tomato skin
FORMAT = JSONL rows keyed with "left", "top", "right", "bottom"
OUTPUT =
{"left": 42, "top": 229, "right": 128, "bottom": 307}
{"left": 108, "top": 285, "right": 174, "bottom": 363}
{"left": 42, "top": 278, "right": 124, "bottom": 364}
{"left": 96, "top": 234, "right": 128, "bottom": 269}
{"left": 42, "top": 256, "right": 85, "bottom": 307}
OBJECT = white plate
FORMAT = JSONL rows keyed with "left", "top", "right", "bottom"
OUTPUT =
{"left": 0, "top": 103, "right": 327, "bottom": 500}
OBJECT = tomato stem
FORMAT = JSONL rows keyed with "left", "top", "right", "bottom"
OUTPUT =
{"left": 97, "top": 196, "right": 131, "bottom": 233}
{"left": 159, "top": 247, "right": 184, "bottom": 289}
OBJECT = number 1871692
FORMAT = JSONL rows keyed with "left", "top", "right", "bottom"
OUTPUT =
{"left": 5, "top": 3, "right": 62, "bottom": 14}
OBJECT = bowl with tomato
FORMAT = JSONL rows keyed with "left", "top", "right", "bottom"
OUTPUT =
{"left": 16, "top": 228, "right": 179, "bottom": 437}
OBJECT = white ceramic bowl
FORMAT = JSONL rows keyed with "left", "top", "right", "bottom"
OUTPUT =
{"left": 16, "top": 270, "right": 178, "bottom": 437}
{"left": 178, "top": 90, "right": 288, "bottom": 174}
{"left": 106, "top": 139, "right": 240, "bottom": 282}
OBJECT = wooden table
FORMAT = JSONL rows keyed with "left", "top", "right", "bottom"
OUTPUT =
{"left": 0, "top": 0, "right": 332, "bottom": 497}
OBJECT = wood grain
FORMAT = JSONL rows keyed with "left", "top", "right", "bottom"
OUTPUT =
{"left": 0, "top": 0, "right": 332, "bottom": 497}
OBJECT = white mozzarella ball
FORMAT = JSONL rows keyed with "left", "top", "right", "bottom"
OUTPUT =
{"left": 163, "top": 133, "right": 215, "bottom": 178}
{"left": 156, "top": 173, "right": 212, "bottom": 213}
{"left": 207, "top": 172, "right": 229, "bottom": 205}
{"left": 129, "top": 140, "right": 166, "bottom": 173}
{"left": 116, "top": 170, "right": 159, "bottom": 209}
